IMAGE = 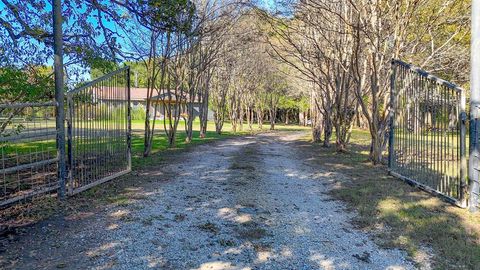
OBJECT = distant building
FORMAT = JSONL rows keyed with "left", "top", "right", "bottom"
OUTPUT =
{"left": 94, "top": 87, "right": 214, "bottom": 120}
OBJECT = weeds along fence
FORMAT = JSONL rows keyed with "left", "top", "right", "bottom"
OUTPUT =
{"left": 0, "top": 67, "right": 131, "bottom": 207}
{"left": 389, "top": 59, "right": 467, "bottom": 207}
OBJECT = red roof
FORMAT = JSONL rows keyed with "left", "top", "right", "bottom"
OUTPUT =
{"left": 130, "top": 87, "right": 149, "bottom": 101}
{"left": 94, "top": 87, "right": 200, "bottom": 103}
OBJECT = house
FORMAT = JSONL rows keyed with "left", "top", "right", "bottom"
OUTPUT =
{"left": 94, "top": 87, "right": 214, "bottom": 121}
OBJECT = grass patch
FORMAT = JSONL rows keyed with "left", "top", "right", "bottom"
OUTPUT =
{"left": 174, "top": 213, "right": 186, "bottom": 222}
{"left": 301, "top": 128, "right": 480, "bottom": 269}
{"left": 235, "top": 221, "right": 270, "bottom": 240}
{"left": 218, "top": 239, "right": 236, "bottom": 247}
{"left": 142, "top": 215, "right": 165, "bottom": 226}
{"left": 198, "top": 221, "right": 220, "bottom": 234}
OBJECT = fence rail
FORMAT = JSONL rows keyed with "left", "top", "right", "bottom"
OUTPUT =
{"left": 389, "top": 59, "right": 468, "bottom": 207}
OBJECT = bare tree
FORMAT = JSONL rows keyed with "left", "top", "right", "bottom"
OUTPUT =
{"left": 261, "top": 0, "right": 469, "bottom": 159}
{"left": 183, "top": 0, "right": 239, "bottom": 142}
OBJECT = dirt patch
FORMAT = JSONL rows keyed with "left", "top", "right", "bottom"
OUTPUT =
{"left": 236, "top": 222, "right": 270, "bottom": 240}
{"left": 228, "top": 145, "right": 260, "bottom": 172}
{"left": 198, "top": 222, "right": 220, "bottom": 234}
{"left": 229, "top": 164, "right": 256, "bottom": 171}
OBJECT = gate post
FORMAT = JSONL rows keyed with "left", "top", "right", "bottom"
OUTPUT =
{"left": 53, "top": 0, "right": 67, "bottom": 198}
{"left": 469, "top": 0, "right": 480, "bottom": 211}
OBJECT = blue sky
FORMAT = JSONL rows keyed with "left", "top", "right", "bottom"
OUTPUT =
{"left": 259, "top": 0, "right": 277, "bottom": 11}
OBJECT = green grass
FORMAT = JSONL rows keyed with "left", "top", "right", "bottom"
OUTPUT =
{"left": 129, "top": 119, "right": 308, "bottom": 168}
{"left": 2, "top": 119, "right": 308, "bottom": 157}
{"left": 130, "top": 118, "right": 309, "bottom": 132}
{"left": 301, "top": 129, "right": 480, "bottom": 269}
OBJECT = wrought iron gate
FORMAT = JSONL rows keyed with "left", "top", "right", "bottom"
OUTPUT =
{"left": 66, "top": 67, "right": 131, "bottom": 194}
{"left": 389, "top": 60, "right": 467, "bottom": 207}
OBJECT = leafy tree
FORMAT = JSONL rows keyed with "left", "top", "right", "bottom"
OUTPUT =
{"left": 0, "top": 66, "right": 54, "bottom": 134}
{"left": 0, "top": 66, "right": 54, "bottom": 103}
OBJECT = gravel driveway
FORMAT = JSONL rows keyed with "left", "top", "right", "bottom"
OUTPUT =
{"left": 1, "top": 132, "right": 414, "bottom": 269}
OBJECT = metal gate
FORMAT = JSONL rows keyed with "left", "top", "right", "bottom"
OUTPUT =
{"left": 66, "top": 67, "right": 131, "bottom": 194}
{"left": 389, "top": 59, "right": 467, "bottom": 207}
{"left": 0, "top": 102, "right": 59, "bottom": 206}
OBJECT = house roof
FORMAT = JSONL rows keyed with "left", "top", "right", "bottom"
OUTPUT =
{"left": 93, "top": 87, "right": 201, "bottom": 103}
{"left": 131, "top": 87, "right": 150, "bottom": 101}
{"left": 91, "top": 87, "right": 147, "bottom": 101}
{"left": 150, "top": 92, "right": 196, "bottom": 102}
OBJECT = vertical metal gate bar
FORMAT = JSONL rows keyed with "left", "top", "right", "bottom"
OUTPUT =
{"left": 67, "top": 94, "right": 73, "bottom": 194}
{"left": 470, "top": 0, "right": 480, "bottom": 211}
{"left": 127, "top": 67, "right": 132, "bottom": 171}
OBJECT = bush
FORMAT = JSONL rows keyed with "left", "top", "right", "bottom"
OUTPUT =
{"left": 131, "top": 106, "right": 146, "bottom": 121}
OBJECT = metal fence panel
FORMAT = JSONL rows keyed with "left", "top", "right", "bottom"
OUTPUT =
{"left": 0, "top": 102, "right": 58, "bottom": 206}
{"left": 389, "top": 59, "right": 467, "bottom": 207}
{"left": 0, "top": 67, "right": 131, "bottom": 208}
{"left": 67, "top": 67, "right": 131, "bottom": 194}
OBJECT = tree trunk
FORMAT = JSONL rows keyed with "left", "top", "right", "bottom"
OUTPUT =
{"left": 370, "top": 129, "right": 386, "bottom": 164}
{"left": 335, "top": 123, "right": 348, "bottom": 152}
{"left": 168, "top": 129, "right": 176, "bottom": 148}
{"left": 312, "top": 122, "right": 322, "bottom": 142}
{"left": 257, "top": 109, "right": 263, "bottom": 129}
{"left": 199, "top": 91, "right": 209, "bottom": 138}
{"left": 185, "top": 102, "right": 195, "bottom": 143}
{"left": 311, "top": 98, "right": 323, "bottom": 143}
{"left": 247, "top": 107, "right": 253, "bottom": 131}
{"left": 269, "top": 108, "right": 276, "bottom": 130}
{"left": 323, "top": 116, "right": 333, "bottom": 147}
{"left": 214, "top": 109, "right": 224, "bottom": 135}
{"left": 239, "top": 106, "right": 244, "bottom": 131}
